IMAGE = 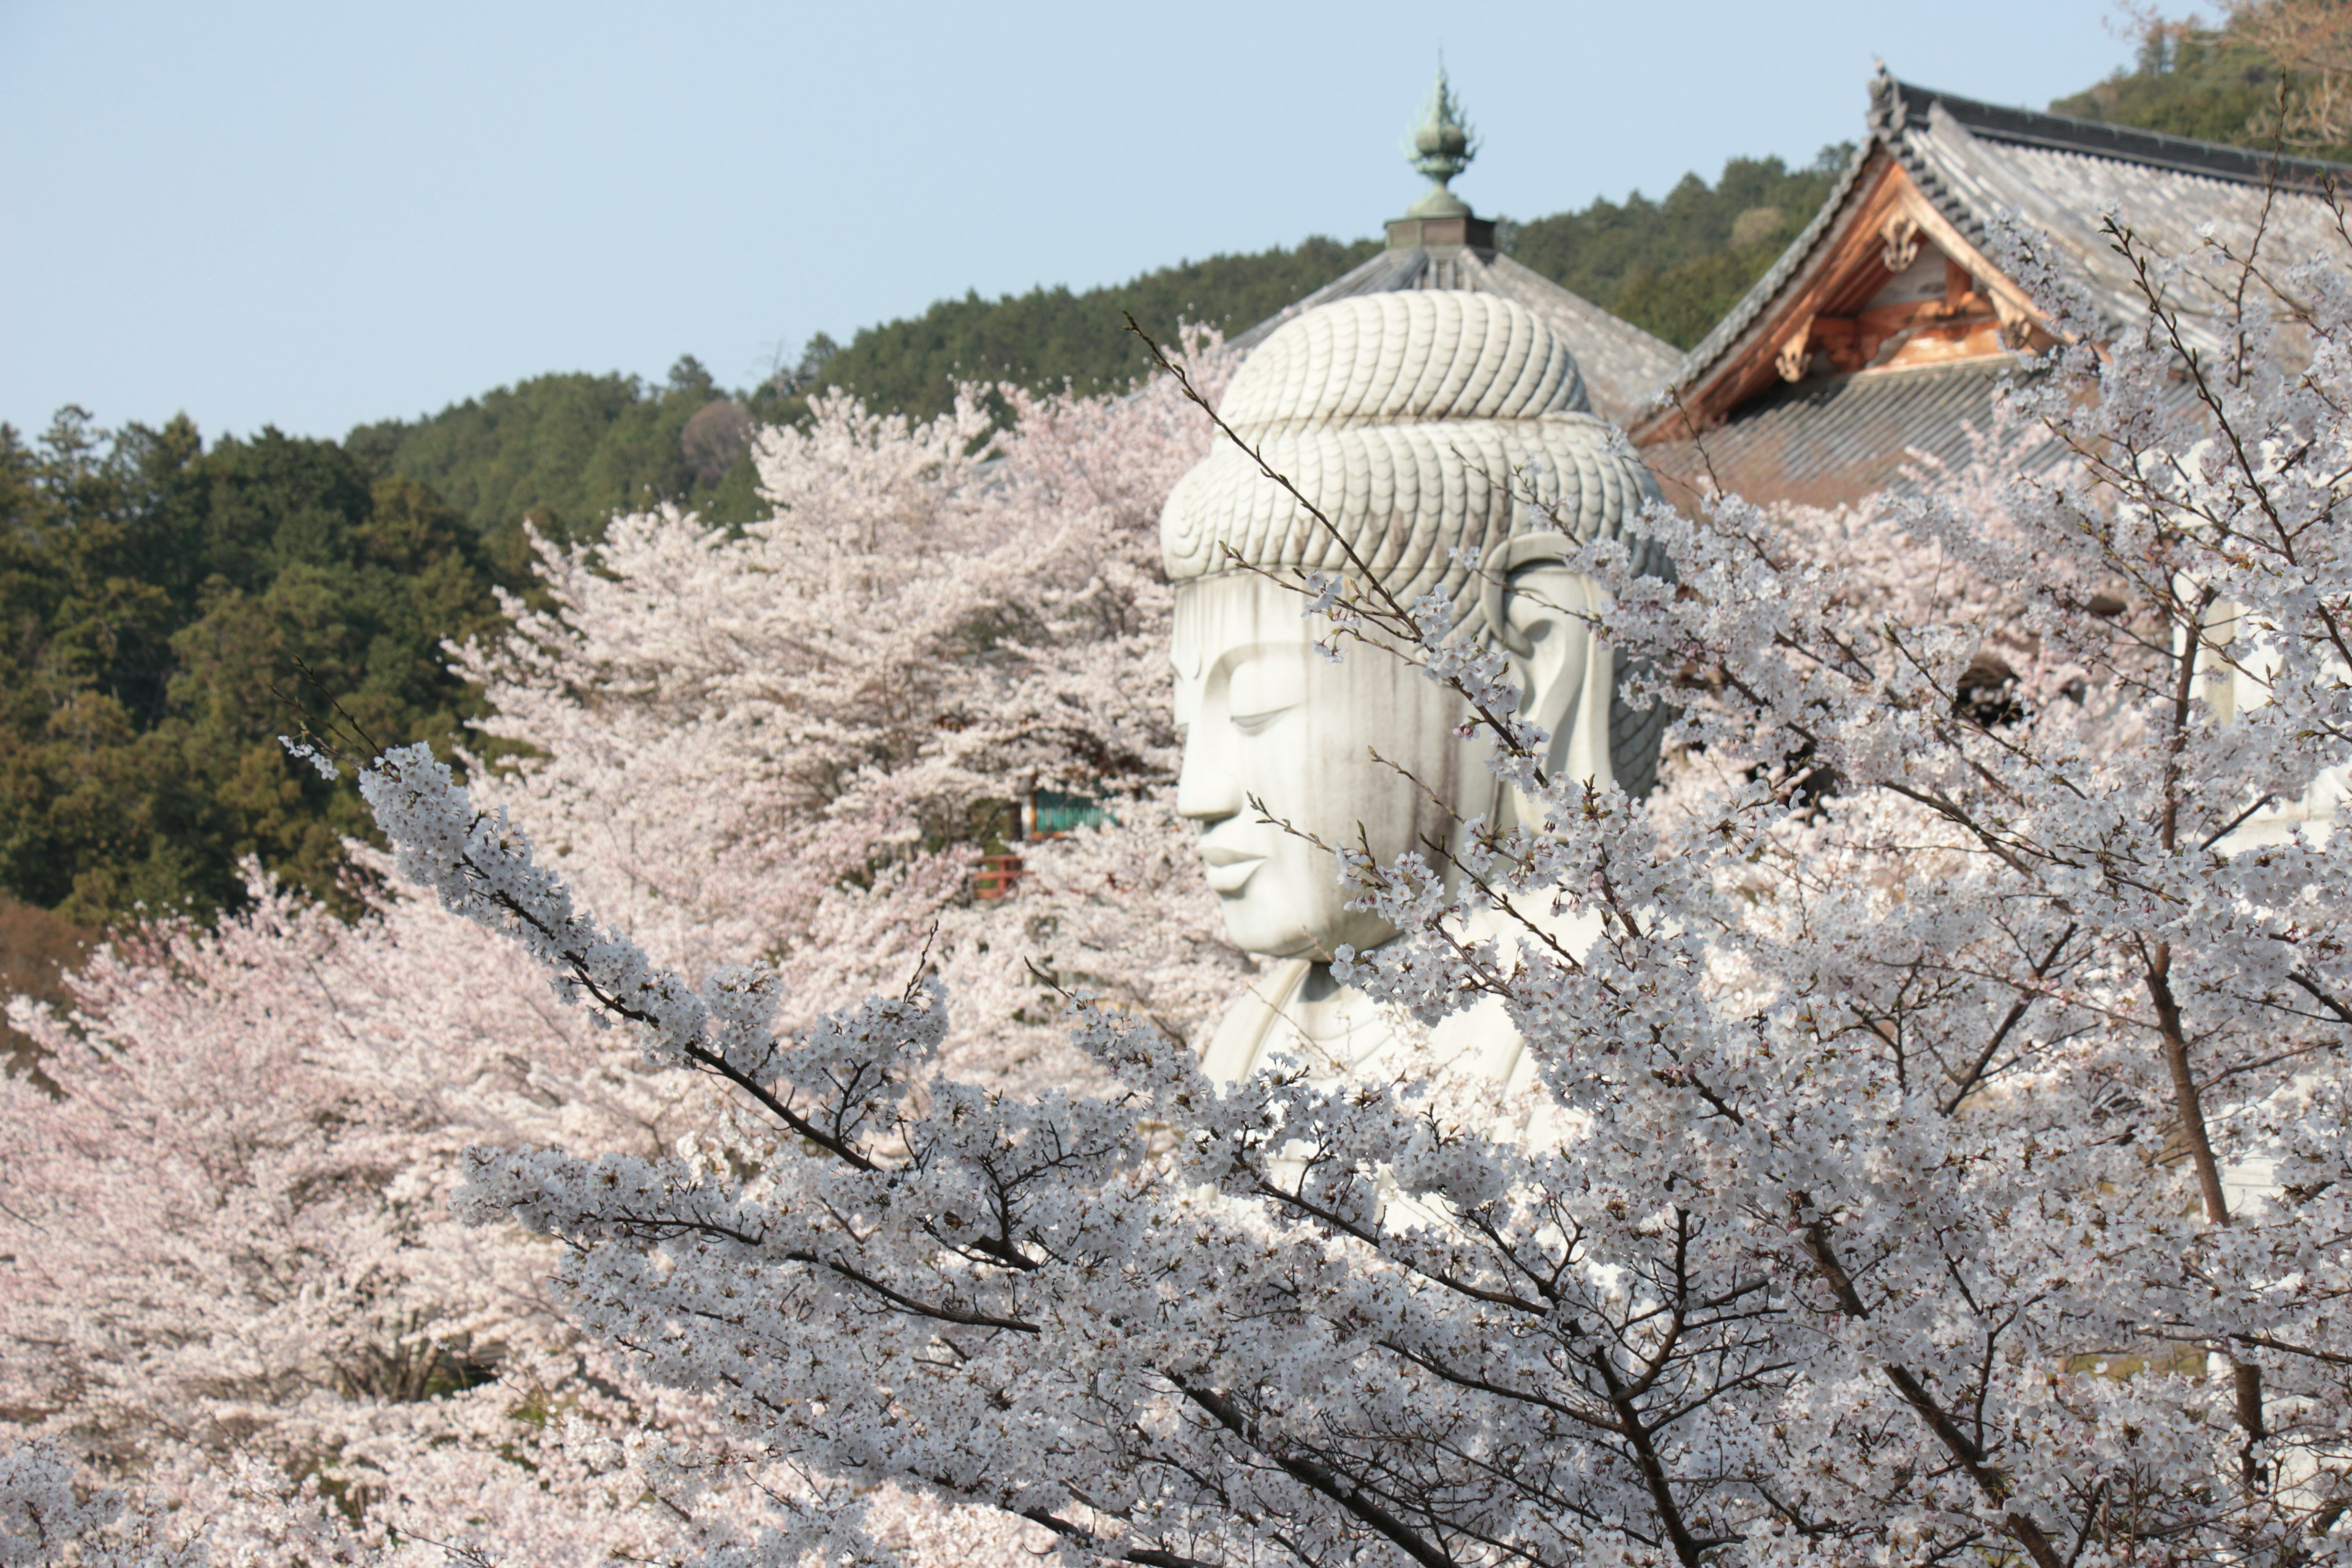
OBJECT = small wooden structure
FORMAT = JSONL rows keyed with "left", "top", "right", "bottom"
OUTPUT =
{"left": 970, "top": 790, "right": 1112, "bottom": 900}
{"left": 973, "top": 853, "right": 1023, "bottom": 902}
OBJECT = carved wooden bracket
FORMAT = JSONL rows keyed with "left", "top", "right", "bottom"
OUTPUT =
{"left": 1992, "top": 292, "right": 2035, "bottom": 349}
{"left": 1880, "top": 213, "right": 1921, "bottom": 273}
{"left": 1776, "top": 315, "right": 1814, "bottom": 382}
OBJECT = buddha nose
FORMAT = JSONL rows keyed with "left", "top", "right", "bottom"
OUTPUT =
{"left": 1175, "top": 724, "right": 1243, "bottom": 824}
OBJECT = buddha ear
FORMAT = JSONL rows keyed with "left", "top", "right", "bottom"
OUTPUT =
{"left": 1479, "top": 538, "right": 1615, "bottom": 812}
{"left": 1501, "top": 562, "right": 1593, "bottom": 785}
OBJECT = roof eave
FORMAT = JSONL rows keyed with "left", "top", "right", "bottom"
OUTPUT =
{"left": 1880, "top": 73, "right": 2352, "bottom": 190}
{"left": 1627, "top": 138, "right": 1887, "bottom": 443}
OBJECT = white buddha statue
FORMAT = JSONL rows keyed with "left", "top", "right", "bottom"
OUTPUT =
{"left": 1159, "top": 290, "right": 1668, "bottom": 1088}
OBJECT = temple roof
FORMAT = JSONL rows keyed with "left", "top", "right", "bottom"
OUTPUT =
{"left": 1229, "top": 69, "right": 1681, "bottom": 429}
{"left": 1634, "top": 70, "right": 2352, "bottom": 502}
{"left": 1643, "top": 360, "right": 2057, "bottom": 511}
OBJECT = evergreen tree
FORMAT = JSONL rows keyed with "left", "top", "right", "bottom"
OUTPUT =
{"left": 0, "top": 414, "right": 507, "bottom": 923}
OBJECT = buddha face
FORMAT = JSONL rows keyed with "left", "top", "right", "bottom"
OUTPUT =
{"left": 1172, "top": 573, "right": 1477, "bottom": 959}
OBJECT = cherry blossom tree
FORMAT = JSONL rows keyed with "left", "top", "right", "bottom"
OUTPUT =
{"left": 452, "top": 353, "right": 1234, "bottom": 1025}
{"left": 342, "top": 198, "right": 2352, "bottom": 1568}
{"left": 0, "top": 1434, "right": 374, "bottom": 1567}
{"left": 2, "top": 349, "right": 1246, "bottom": 1564}
{"left": 0, "top": 867, "right": 747, "bottom": 1563}
{"left": 933, "top": 794, "right": 1256, "bottom": 1098}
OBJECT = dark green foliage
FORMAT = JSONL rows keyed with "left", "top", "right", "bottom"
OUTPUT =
{"left": 2053, "top": 19, "right": 2351, "bottom": 163}
{"left": 1509, "top": 151, "right": 1850, "bottom": 349}
{"left": 753, "top": 237, "right": 1384, "bottom": 426}
{"left": 0, "top": 410, "right": 508, "bottom": 925}
{"left": 348, "top": 355, "right": 767, "bottom": 547}
{"left": 1607, "top": 232, "right": 1805, "bottom": 352}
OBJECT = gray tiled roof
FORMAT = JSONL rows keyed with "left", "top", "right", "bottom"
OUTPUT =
{"left": 1231, "top": 247, "right": 1681, "bottom": 429}
{"left": 1667, "top": 73, "right": 2352, "bottom": 401}
{"left": 1643, "top": 352, "right": 2208, "bottom": 513}
{"left": 1645, "top": 358, "right": 2045, "bottom": 510}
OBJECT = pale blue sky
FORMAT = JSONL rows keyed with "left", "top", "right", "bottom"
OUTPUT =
{"left": 2, "top": 1, "right": 2149, "bottom": 442}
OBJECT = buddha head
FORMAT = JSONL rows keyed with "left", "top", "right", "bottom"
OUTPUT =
{"left": 1161, "top": 290, "right": 1667, "bottom": 960}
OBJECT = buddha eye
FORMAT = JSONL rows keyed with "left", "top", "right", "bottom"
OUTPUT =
{"left": 1226, "top": 650, "right": 1306, "bottom": 733}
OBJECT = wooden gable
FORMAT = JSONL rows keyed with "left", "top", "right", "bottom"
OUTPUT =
{"left": 1636, "top": 151, "right": 2049, "bottom": 443}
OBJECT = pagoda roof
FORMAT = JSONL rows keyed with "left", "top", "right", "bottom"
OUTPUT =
{"left": 1634, "top": 71, "right": 2352, "bottom": 456}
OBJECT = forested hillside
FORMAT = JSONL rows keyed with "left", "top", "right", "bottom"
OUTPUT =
{"left": 349, "top": 355, "right": 765, "bottom": 539}
{"left": 2, "top": 7, "right": 2337, "bottom": 940}
{"left": 2055, "top": 0, "right": 2352, "bottom": 164}
{"left": 768, "top": 236, "right": 1385, "bottom": 423}
{"left": 733, "top": 155, "right": 1847, "bottom": 424}
{"left": 0, "top": 412, "right": 507, "bottom": 922}
{"left": 1513, "top": 151, "right": 1846, "bottom": 351}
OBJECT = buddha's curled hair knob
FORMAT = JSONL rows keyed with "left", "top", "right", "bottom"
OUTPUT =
{"left": 1161, "top": 290, "right": 1663, "bottom": 662}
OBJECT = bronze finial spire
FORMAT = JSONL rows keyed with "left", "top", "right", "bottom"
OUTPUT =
{"left": 1405, "top": 63, "right": 1477, "bottom": 219}
{"left": 1385, "top": 62, "right": 1494, "bottom": 251}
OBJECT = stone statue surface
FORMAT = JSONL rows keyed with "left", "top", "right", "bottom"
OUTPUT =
{"left": 1158, "top": 289, "right": 1667, "bottom": 1086}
